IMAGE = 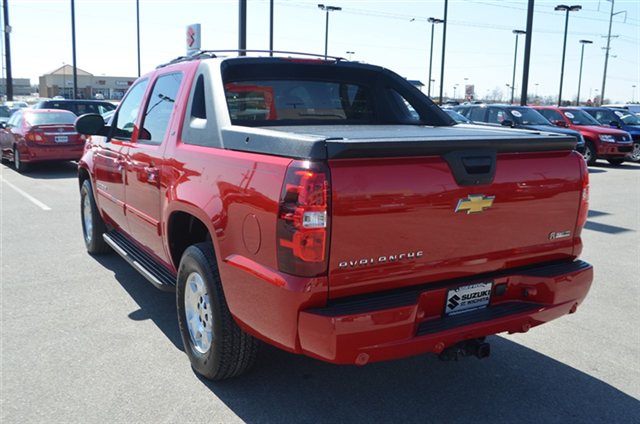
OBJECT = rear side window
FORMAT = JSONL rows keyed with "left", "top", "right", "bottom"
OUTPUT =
{"left": 114, "top": 80, "right": 149, "bottom": 139}
{"left": 225, "top": 80, "right": 374, "bottom": 125}
{"left": 139, "top": 72, "right": 183, "bottom": 144}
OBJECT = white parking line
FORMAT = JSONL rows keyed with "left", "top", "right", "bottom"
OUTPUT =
{"left": 0, "top": 176, "right": 52, "bottom": 211}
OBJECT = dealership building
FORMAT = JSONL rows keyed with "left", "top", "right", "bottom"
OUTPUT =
{"left": 39, "top": 65, "right": 136, "bottom": 100}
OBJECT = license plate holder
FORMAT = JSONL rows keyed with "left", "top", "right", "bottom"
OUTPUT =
{"left": 54, "top": 135, "right": 68, "bottom": 143}
{"left": 445, "top": 282, "right": 493, "bottom": 316}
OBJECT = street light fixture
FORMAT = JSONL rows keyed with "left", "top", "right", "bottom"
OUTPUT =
{"left": 510, "top": 29, "right": 526, "bottom": 104}
{"left": 427, "top": 17, "right": 444, "bottom": 98}
{"left": 318, "top": 4, "right": 342, "bottom": 59}
{"left": 555, "top": 4, "right": 582, "bottom": 105}
{"left": 576, "top": 39, "right": 592, "bottom": 106}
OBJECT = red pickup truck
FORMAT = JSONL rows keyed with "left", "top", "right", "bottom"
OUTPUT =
{"left": 75, "top": 53, "right": 593, "bottom": 380}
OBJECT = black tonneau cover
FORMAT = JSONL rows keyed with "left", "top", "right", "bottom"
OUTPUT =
{"left": 221, "top": 124, "right": 578, "bottom": 160}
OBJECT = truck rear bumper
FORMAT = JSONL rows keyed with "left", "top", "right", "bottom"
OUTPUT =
{"left": 298, "top": 260, "right": 592, "bottom": 365}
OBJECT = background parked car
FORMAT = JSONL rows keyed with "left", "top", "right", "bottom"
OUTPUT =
{"left": 32, "top": 99, "right": 116, "bottom": 116}
{"left": 0, "top": 105, "right": 12, "bottom": 124}
{"left": 534, "top": 106, "right": 632, "bottom": 166}
{"left": 581, "top": 107, "right": 640, "bottom": 162}
{"left": 454, "top": 104, "right": 586, "bottom": 153}
{"left": 0, "top": 109, "right": 86, "bottom": 172}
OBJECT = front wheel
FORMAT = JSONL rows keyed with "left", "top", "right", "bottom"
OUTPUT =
{"left": 177, "top": 242, "right": 259, "bottom": 381}
{"left": 607, "top": 158, "right": 625, "bottom": 166}
{"left": 583, "top": 142, "right": 597, "bottom": 166}
{"left": 630, "top": 142, "right": 640, "bottom": 162}
{"left": 80, "top": 179, "right": 111, "bottom": 254}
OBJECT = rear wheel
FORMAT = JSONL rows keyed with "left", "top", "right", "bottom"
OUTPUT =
{"left": 607, "top": 158, "right": 625, "bottom": 166}
{"left": 177, "top": 242, "right": 259, "bottom": 381}
{"left": 13, "top": 146, "right": 28, "bottom": 173}
{"left": 630, "top": 142, "right": 640, "bottom": 162}
{"left": 583, "top": 141, "right": 597, "bottom": 166}
{"left": 80, "top": 179, "right": 111, "bottom": 254}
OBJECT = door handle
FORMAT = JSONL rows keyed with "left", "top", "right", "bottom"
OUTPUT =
{"left": 144, "top": 166, "right": 159, "bottom": 183}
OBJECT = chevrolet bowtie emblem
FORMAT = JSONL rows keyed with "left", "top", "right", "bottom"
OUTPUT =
{"left": 455, "top": 194, "right": 495, "bottom": 214}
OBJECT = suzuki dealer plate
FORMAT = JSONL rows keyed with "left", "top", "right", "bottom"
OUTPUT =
{"left": 54, "top": 135, "right": 68, "bottom": 143}
{"left": 445, "top": 282, "right": 493, "bottom": 316}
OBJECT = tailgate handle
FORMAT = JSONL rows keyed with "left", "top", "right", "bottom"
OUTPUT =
{"left": 443, "top": 149, "right": 496, "bottom": 186}
{"left": 462, "top": 156, "right": 492, "bottom": 174}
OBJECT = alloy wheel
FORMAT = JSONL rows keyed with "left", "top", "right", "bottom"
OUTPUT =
{"left": 184, "top": 272, "right": 214, "bottom": 354}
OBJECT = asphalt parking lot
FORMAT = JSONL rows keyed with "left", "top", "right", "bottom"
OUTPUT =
{"left": 1, "top": 159, "right": 639, "bottom": 423}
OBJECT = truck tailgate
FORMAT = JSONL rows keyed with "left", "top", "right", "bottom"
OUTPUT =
{"left": 327, "top": 151, "right": 584, "bottom": 299}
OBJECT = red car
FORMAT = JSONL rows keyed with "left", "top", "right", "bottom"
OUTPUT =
{"left": 534, "top": 106, "right": 633, "bottom": 165}
{"left": 0, "top": 109, "right": 86, "bottom": 172}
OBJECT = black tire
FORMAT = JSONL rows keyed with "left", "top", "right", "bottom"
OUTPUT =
{"left": 177, "top": 242, "right": 259, "bottom": 381}
{"left": 13, "top": 146, "right": 29, "bottom": 173}
{"left": 80, "top": 179, "right": 111, "bottom": 254}
{"left": 584, "top": 141, "right": 597, "bottom": 166}
{"left": 607, "top": 158, "right": 625, "bottom": 166}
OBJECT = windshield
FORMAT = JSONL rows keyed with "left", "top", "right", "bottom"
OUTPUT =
{"left": 612, "top": 110, "right": 640, "bottom": 125}
{"left": 26, "top": 112, "right": 76, "bottom": 126}
{"left": 508, "top": 107, "right": 550, "bottom": 125}
{"left": 562, "top": 109, "right": 601, "bottom": 126}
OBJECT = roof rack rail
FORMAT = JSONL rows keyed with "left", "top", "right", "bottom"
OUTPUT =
{"left": 156, "top": 49, "right": 346, "bottom": 69}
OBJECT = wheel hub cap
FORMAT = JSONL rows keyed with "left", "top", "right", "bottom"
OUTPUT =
{"left": 631, "top": 143, "right": 640, "bottom": 161}
{"left": 184, "top": 272, "right": 213, "bottom": 354}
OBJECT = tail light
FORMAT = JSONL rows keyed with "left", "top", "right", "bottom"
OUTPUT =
{"left": 277, "top": 160, "right": 331, "bottom": 277}
{"left": 25, "top": 128, "right": 44, "bottom": 143}
{"left": 576, "top": 155, "right": 589, "bottom": 233}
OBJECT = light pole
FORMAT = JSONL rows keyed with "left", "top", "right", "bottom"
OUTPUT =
{"left": 345, "top": 50, "right": 354, "bottom": 60}
{"left": 535, "top": 83, "right": 539, "bottom": 98}
{"left": 555, "top": 4, "right": 581, "bottom": 106}
{"left": 318, "top": 4, "right": 341, "bottom": 59}
{"left": 438, "top": 0, "right": 448, "bottom": 105}
{"left": 62, "top": 62, "right": 66, "bottom": 98}
{"left": 576, "top": 39, "right": 592, "bottom": 106}
{"left": 427, "top": 17, "right": 444, "bottom": 98}
{"left": 136, "top": 0, "right": 141, "bottom": 76}
{"left": 510, "top": 29, "right": 526, "bottom": 104}
{"left": 453, "top": 84, "right": 458, "bottom": 100}
{"left": 632, "top": 85, "right": 637, "bottom": 103}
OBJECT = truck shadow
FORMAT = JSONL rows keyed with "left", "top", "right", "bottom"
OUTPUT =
{"left": 90, "top": 254, "right": 183, "bottom": 351}
{"left": 202, "top": 339, "right": 639, "bottom": 424}
{"left": 90, "top": 255, "right": 639, "bottom": 423}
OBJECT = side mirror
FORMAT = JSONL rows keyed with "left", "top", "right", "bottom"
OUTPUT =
{"left": 0, "top": 121, "right": 7, "bottom": 129}
{"left": 609, "top": 120, "right": 621, "bottom": 128}
{"left": 553, "top": 120, "right": 568, "bottom": 127}
{"left": 501, "top": 119, "right": 514, "bottom": 127}
{"left": 75, "top": 113, "right": 107, "bottom": 136}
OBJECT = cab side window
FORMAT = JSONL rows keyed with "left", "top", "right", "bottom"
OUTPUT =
{"left": 469, "top": 107, "right": 486, "bottom": 122}
{"left": 139, "top": 72, "right": 183, "bottom": 144}
{"left": 113, "top": 80, "right": 149, "bottom": 139}
{"left": 487, "top": 108, "right": 507, "bottom": 124}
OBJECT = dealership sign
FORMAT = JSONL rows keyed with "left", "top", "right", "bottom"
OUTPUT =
{"left": 187, "top": 24, "right": 201, "bottom": 55}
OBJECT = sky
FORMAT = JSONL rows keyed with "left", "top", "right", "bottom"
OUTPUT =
{"left": 3, "top": 0, "right": 639, "bottom": 103}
